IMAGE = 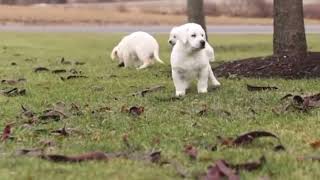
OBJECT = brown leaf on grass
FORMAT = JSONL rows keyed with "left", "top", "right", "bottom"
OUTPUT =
{"left": 204, "top": 156, "right": 266, "bottom": 180}
{"left": 69, "top": 68, "right": 81, "bottom": 74}
{"left": 34, "top": 67, "right": 50, "bottom": 72}
{"left": 41, "top": 151, "right": 108, "bottom": 163}
{"left": 52, "top": 69, "right": 67, "bottom": 74}
{"left": 16, "top": 148, "right": 44, "bottom": 156}
{"left": 247, "top": 84, "right": 278, "bottom": 91}
{"left": 91, "top": 106, "right": 111, "bottom": 114}
{"left": 60, "top": 57, "right": 72, "bottom": 65}
{"left": 184, "top": 144, "right": 198, "bottom": 160}
{"left": 70, "top": 103, "right": 83, "bottom": 116}
{"left": 148, "top": 151, "right": 162, "bottom": 163}
{"left": 38, "top": 110, "right": 67, "bottom": 121}
{"left": 21, "top": 105, "right": 35, "bottom": 118}
{"left": 131, "top": 85, "right": 165, "bottom": 97}
{"left": 65, "top": 75, "right": 88, "bottom": 80}
{"left": 1, "top": 78, "right": 26, "bottom": 85}
{"left": 121, "top": 106, "right": 145, "bottom": 116}
{"left": 273, "top": 144, "right": 286, "bottom": 152}
{"left": 1, "top": 123, "right": 13, "bottom": 141}
{"left": 39, "top": 150, "right": 162, "bottom": 164}
{"left": 155, "top": 96, "right": 183, "bottom": 102}
{"left": 217, "top": 131, "right": 284, "bottom": 151}
{"left": 197, "top": 105, "right": 209, "bottom": 116}
{"left": 205, "top": 160, "right": 240, "bottom": 180}
{"left": 232, "top": 131, "right": 280, "bottom": 146}
{"left": 286, "top": 93, "right": 320, "bottom": 112}
{"left": 1, "top": 88, "right": 26, "bottom": 97}
{"left": 229, "top": 156, "right": 266, "bottom": 172}
{"left": 280, "top": 94, "right": 293, "bottom": 101}
{"left": 75, "top": 61, "right": 86, "bottom": 65}
{"left": 217, "top": 136, "right": 234, "bottom": 146}
{"left": 51, "top": 126, "right": 69, "bottom": 136}
{"left": 310, "top": 140, "right": 320, "bottom": 149}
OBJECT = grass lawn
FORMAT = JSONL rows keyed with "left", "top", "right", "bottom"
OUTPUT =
{"left": 0, "top": 32, "right": 320, "bottom": 179}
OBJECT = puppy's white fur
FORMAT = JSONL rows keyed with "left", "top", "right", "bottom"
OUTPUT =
{"left": 170, "top": 23, "right": 220, "bottom": 96}
{"left": 169, "top": 23, "right": 215, "bottom": 62}
{"left": 111, "top": 31, "right": 164, "bottom": 69}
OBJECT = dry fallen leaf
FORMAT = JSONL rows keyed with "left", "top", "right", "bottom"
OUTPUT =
{"left": 1, "top": 123, "right": 13, "bottom": 141}
{"left": 1, "top": 88, "right": 26, "bottom": 97}
{"left": 184, "top": 144, "right": 198, "bottom": 160}
{"left": 310, "top": 140, "right": 320, "bottom": 149}
{"left": 131, "top": 85, "right": 165, "bottom": 97}
{"left": 34, "top": 67, "right": 50, "bottom": 73}
{"left": 217, "top": 131, "right": 284, "bottom": 151}
{"left": 205, "top": 160, "right": 240, "bottom": 180}
{"left": 61, "top": 57, "right": 72, "bottom": 65}
{"left": 52, "top": 69, "right": 67, "bottom": 74}
{"left": 41, "top": 151, "right": 108, "bottom": 163}
{"left": 232, "top": 131, "right": 280, "bottom": 146}
{"left": 128, "top": 106, "right": 144, "bottom": 116}
{"left": 247, "top": 84, "right": 278, "bottom": 91}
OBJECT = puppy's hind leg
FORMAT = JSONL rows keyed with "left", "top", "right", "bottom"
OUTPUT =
{"left": 137, "top": 55, "right": 152, "bottom": 70}
{"left": 208, "top": 66, "right": 221, "bottom": 87}
{"left": 137, "top": 60, "right": 151, "bottom": 70}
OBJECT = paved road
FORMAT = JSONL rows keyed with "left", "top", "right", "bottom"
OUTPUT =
{"left": 0, "top": 24, "right": 320, "bottom": 34}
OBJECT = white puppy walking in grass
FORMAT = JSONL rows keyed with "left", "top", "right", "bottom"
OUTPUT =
{"left": 170, "top": 23, "right": 220, "bottom": 96}
{"left": 111, "top": 31, "right": 164, "bottom": 69}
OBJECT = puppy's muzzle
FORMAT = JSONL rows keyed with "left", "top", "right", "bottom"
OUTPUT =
{"left": 200, "top": 40, "right": 206, "bottom": 49}
{"left": 168, "top": 40, "right": 175, "bottom": 46}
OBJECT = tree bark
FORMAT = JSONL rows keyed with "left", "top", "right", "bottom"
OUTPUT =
{"left": 273, "top": 0, "right": 307, "bottom": 57}
{"left": 187, "top": 0, "right": 207, "bottom": 38}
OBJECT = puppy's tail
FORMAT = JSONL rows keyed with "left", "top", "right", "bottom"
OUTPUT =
{"left": 153, "top": 49, "right": 164, "bottom": 64}
{"left": 110, "top": 46, "right": 118, "bottom": 60}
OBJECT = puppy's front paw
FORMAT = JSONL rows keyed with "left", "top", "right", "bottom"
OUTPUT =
{"left": 176, "top": 91, "right": 186, "bottom": 97}
{"left": 198, "top": 88, "right": 208, "bottom": 94}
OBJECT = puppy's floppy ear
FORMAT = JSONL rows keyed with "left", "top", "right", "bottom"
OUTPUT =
{"left": 176, "top": 28, "right": 188, "bottom": 44}
{"left": 110, "top": 46, "right": 118, "bottom": 60}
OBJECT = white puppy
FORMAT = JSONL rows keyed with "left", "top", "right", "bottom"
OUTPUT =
{"left": 170, "top": 23, "right": 220, "bottom": 96}
{"left": 169, "top": 23, "right": 215, "bottom": 62}
{"left": 111, "top": 31, "right": 164, "bottom": 69}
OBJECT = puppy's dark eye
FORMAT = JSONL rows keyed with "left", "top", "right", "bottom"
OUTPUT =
{"left": 201, "top": 34, "right": 204, "bottom": 37}
{"left": 173, "top": 35, "right": 176, "bottom": 38}
{"left": 191, "top": 34, "right": 196, "bottom": 38}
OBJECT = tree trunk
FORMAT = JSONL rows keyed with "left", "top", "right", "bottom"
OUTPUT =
{"left": 273, "top": 0, "right": 307, "bottom": 57}
{"left": 187, "top": 0, "right": 207, "bottom": 38}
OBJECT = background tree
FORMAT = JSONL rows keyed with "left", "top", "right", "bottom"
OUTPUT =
{"left": 187, "top": 0, "right": 207, "bottom": 37}
{"left": 273, "top": 0, "right": 307, "bottom": 57}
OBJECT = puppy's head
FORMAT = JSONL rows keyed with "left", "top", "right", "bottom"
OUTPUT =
{"left": 176, "top": 23, "right": 206, "bottom": 50}
{"left": 110, "top": 46, "right": 119, "bottom": 60}
{"left": 168, "top": 27, "right": 179, "bottom": 46}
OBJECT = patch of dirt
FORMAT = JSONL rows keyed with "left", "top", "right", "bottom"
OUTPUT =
{"left": 213, "top": 52, "right": 320, "bottom": 79}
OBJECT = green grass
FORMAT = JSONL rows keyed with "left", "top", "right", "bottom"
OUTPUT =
{"left": 0, "top": 32, "right": 320, "bottom": 180}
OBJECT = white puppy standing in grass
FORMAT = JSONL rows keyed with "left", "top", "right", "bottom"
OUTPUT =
{"left": 170, "top": 23, "right": 221, "bottom": 96}
{"left": 111, "top": 31, "right": 164, "bottom": 69}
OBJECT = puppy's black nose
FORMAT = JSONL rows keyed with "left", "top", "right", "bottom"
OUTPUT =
{"left": 168, "top": 40, "right": 175, "bottom": 46}
{"left": 200, "top": 40, "right": 206, "bottom": 48}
